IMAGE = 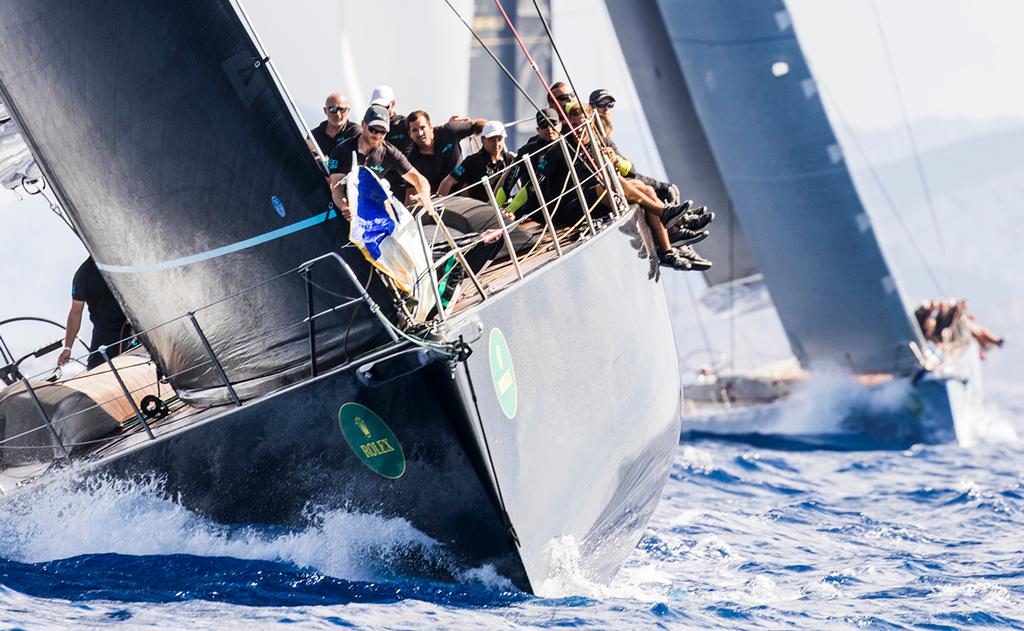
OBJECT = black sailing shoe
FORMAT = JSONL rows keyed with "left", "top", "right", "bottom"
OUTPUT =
{"left": 659, "top": 248, "right": 693, "bottom": 271}
{"left": 656, "top": 183, "right": 681, "bottom": 207}
{"left": 678, "top": 208, "right": 715, "bottom": 231}
{"left": 669, "top": 227, "right": 709, "bottom": 247}
{"left": 675, "top": 245, "right": 712, "bottom": 271}
{"left": 660, "top": 199, "right": 693, "bottom": 229}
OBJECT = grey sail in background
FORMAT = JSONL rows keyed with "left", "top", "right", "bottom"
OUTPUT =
{"left": 652, "top": 0, "right": 922, "bottom": 374}
{"left": 0, "top": 0, "right": 387, "bottom": 402}
{"left": 603, "top": 0, "right": 759, "bottom": 290}
{"left": 469, "top": 0, "right": 552, "bottom": 148}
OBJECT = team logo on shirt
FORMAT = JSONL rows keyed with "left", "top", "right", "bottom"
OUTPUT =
{"left": 328, "top": 158, "right": 338, "bottom": 171}
{"left": 440, "top": 143, "right": 454, "bottom": 154}
{"left": 453, "top": 164, "right": 465, "bottom": 177}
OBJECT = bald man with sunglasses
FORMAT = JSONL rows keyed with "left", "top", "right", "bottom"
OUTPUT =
{"left": 310, "top": 92, "right": 360, "bottom": 157}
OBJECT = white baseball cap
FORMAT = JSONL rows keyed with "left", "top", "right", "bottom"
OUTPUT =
{"left": 482, "top": 120, "right": 506, "bottom": 138}
{"left": 369, "top": 85, "right": 395, "bottom": 107}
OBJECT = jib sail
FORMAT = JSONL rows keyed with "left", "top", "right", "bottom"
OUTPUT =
{"left": 0, "top": 0, "right": 389, "bottom": 402}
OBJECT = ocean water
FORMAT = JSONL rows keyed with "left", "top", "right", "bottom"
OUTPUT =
{"left": 1, "top": 385, "right": 1022, "bottom": 629}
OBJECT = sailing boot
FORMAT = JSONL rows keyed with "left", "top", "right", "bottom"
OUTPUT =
{"left": 659, "top": 248, "right": 693, "bottom": 271}
{"left": 677, "top": 206, "right": 714, "bottom": 231}
{"left": 675, "top": 245, "right": 712, "bottom": 271}
{"left": 660, "top": 199, "right": 693, "bottom": 229}
{"left": 669, "top": 227, "right": 709, "bottom": 247}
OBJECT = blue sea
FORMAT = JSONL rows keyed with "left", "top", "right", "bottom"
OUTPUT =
{"left": 1, "top": 385, "right": 1022, "bottom": 630}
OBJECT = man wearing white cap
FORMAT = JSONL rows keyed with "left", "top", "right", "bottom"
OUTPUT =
{"left": 437, "top": 121, "right": 516, "bottom": 203}
{"left": 369, "top": 84, "right": 411, "bottom": 153}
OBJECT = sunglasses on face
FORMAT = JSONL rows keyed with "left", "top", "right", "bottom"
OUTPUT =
{"left": 325, "top": 105, "right": 349, "bottom": 113}
{"left": 593, "top": 100, "right": 615, "bottom": 109}
{"left": 367, "top": 127, "right": 387, "bottom": 136}
{"left": 537, "top": 121, "right": 560, "bottom": 130}
{"left": 555, "top": 93, "right": 572, "bottom": 102}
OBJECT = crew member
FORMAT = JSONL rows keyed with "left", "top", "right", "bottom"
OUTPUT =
{"left": 310, "top": 92, "right": 360, "bottom": 157}
{"left": 437, "top": 121, "right": 517, "bottom": 203}
{"left": 328, "top": 105, "right": 434, "bottom": 219}
{"left": 57, "top": 257, "right": 131, "bottom": 370}
{"left": 406, "top": 110, "right": 486, "bottom": 192}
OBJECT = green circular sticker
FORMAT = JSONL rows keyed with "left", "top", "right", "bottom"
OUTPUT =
{"left": 488, "top": 327, "right": 518, "bottom": 419}
{"left": 338, "top": 403, "right": 406, "bottom": 479}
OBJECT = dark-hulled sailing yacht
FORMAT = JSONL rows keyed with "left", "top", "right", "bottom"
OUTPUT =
{"left": 605, "top": 0, "right": 981, "bottom": 447}
{"left": 0, "top": 0, "right": 681, "bottom": 592}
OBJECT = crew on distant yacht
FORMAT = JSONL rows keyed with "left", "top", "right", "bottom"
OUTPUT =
{"left": 309, "top": 92, "right": 360, "bottom": 157}
{"left": 327, "top": 104, "right": 434, "bottom": 219}
{"left": 915, "top": 299, "right": 1004, "bottom": 356}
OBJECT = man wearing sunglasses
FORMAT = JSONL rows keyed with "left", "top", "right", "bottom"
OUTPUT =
{"left": 310, "top": 92, "right": 360, "bottom": 157}
{"left": 327, "top": 105, "right": 434, "bottom": 220}
{"left": 546, "top": 81, "right": 574, "bottom": 110}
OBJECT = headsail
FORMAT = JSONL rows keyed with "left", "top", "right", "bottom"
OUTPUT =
{"left": 0, "top": 0, "right": 390, "bottom": 402}
{"left": 642, "top": 0, "right": 923, "bottom": 374}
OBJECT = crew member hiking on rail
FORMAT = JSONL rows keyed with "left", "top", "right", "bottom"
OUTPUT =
{"left": 437, "top": 121, "right": 517, "bottom": 204}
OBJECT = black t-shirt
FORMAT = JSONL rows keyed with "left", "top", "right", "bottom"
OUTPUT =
{"left": 535, "top": 136, "right": 606, "bottom": 226}
{"left": 407, "top": 121, "right": 475, "bottom": 192}
{"left": 72, "top": 258, "right": 129, "bottom": 350}
{"left": 327, "top": 136, "right": 414, "bottom": 185}
{"left": 310, "top": 119, "right": 360, "bottom": 156}
{"left": 449, "top": 148, "right": 517, "bottom": 203}
{"left": 385, "top": 114, "right": 411, "bottom": 154}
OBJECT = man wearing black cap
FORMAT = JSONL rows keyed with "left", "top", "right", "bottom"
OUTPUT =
{"left": 327, "top": 104, "right": 434, "bottom": 219}
{"left": 589, "top": 88, "right": 680, "bottom": 207}
{"left": 406, "top": 110, "right": 486, "bottom": 192}
{"left": 496, "top": 108, "right": 563, "bottom": 223}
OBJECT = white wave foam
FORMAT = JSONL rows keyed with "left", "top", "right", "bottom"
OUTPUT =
{"left": 0, "top": 473, "right": 450, "bottom": 583}
{"left": 770, "top": 372, "right": 913, "bottom": 436}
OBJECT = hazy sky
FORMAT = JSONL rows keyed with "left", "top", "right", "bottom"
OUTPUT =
{"left": 2, "top": 0, "right": 1022, "bottom": 383}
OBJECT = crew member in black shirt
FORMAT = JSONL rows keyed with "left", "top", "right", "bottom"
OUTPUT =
{"left": 406, "top": 110, "right": 486, "bottom": 192}
{"left": 327, "top": 104, "right": 434, "bottom": 219}
{"left": 500, "top": 107, "right": 563, "bottom": 223}
{"left": 57, "top": 257, "right": 131, "bottom": 370}
{"left": 309, "top": 92, "right": 360, "bottom": 157}
{"left": 438, "top": 121, "right": 517, "bottom": 203}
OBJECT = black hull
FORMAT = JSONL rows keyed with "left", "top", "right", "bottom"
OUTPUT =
{"left": 37, "top": 211, "right": 681, "bottom": 592}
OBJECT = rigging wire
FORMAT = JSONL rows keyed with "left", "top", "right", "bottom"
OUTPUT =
{"left": 490, "top": 0, "right": 604, "bottom": 175}
{"left": 818, "top": 83, "right": 946, "bottom": 297}
{"left": 869, "top": 0, "right": 946, "bottom": 257}
{"left": 528, "top": 0, "right": 582, "bottom": 105}
{"left": 443, "top": 0, "right": 546, "bottom": 115}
